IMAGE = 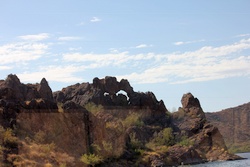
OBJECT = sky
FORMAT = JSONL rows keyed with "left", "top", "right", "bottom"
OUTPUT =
{"left": 1, "top": 0, "right": 250, "bottom": 112}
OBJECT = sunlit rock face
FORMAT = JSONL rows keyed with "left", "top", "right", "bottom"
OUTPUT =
{"left": 0, "top": 75, "right": 242, "bottom": 166}
{"left": 206, "top": 102, "right": 250, "bottom": 153}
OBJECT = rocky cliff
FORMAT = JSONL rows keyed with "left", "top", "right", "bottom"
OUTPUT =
{"left": 206, "top": 102, "right": 250, "bottom": 153}
{"left": 0, "top": 74, "right": 241, "bottom": 167}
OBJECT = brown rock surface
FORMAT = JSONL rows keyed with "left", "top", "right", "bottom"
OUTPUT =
{"left": 0, "top": 75, "right": 243, "bottom": 166}
{"left": 206, "top": 102, "right": 250, "bottom": 153}
{"left": 171, "top": 93, "right": 241, "bottom": 163}
{"left": 37, "top": 78, "right": 54, "bottom": 101}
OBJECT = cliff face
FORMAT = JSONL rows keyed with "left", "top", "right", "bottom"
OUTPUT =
{"left": 0, "top": 74, "right": 241, "bottom": 167}
{"left": 206, "top": 103, "right": 250, "bottom": 153}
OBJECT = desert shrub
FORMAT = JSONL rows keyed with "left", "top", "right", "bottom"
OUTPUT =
{"left": 145, "top": 127, "right": 174, "bottom": 152}
{"left": 145, "top": 141, "right": 169, "bottom": 153}
{"left": 178, "top": 136, "right": 194, "bottom": 147}
{"left": 85, "top": 102, "right": 103, "bottom": 115}
{"left": 91, "top": 143, "right": 101, "bottom": 154}
{"left": 105, "top": 121, "right": 123, "bottom": 134}
{"left": 39, "top": 143, "right": 56, "bottom": 155}
{"left": 3, "top": 128, "right": 18, "bottom": 145}
{"left": 34, "top": 130, "right": 46, "bottom": 143}
{"left": 172, "top": 107, "right": 186, "bottom": 121}
{"left": 57, "top": 102, "right": 64, "bottom": 113}
{"left": 59, "top": 163, "right": 67, "bottom": 167}
{"left": 153, "top": 128, "right": 174, "bottom": 146}
{"left": 129, "top": 132, "right": 144, "bottom": 150}
{"left": 91, "top": 141, "right": 114, "bottom": 159}
{"left": 122, "top": 113, "right": 144, "bottom": 128}
{"left": 102, "top": 141, "right": 113, "bottom": 153}
{"left": 80, "top": 154, "right": 104, "bottom": 167}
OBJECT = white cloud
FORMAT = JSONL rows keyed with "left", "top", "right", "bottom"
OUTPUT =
{"left": 0, "top": 42, "right": 48, "bottom": 65}
{"left": 173, "top": 41, "right": 184, "bottom": 46}
{"left": 18, "top": 66, "right": 84, "bottom": 83}
{"left": 63, "top": 52, "right": 158, "bottom": 68}
{"left": 117, "top": 38, "right": 250, "bottom": 84}
{"left": 58, "top": 36, "right": 82, "bottom": 41}
{"left": 18, "top": 33, "right": 50, "bottom": 41}
{"left": 174, "top": 39, "right": 205, "bottom": 46}
{"left": 135, "top": 44, "right": 153, "bottom": 49}
{"left": 235, "top": 33, "right": 250, "bottom": 37}
{"left": 69, "top": 47, "right": 82, "bottom": 51}
{"left": 5, "top": 37, "right": 250, "bottom": 86}
{"left": 90, "top": 17, "right": 101, "bottom": 22}
{"left": 0, "top": 66, "right": 12, "bottom": 70}
{"left": 109, "top": 48, "right": 119, "bottom": 53}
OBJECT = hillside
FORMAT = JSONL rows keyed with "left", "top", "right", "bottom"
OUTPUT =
{"left": 0, "top": 74, "right": 241, "bottom": 167}
{"left": 206, "top": 102, "right": 250, "bottom": 153}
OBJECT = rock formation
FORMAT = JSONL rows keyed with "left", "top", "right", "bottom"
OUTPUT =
{"left": 171, "top": 93, "right": 240, "bottom": 163}
{"left": 206, "top": 102, "right": 250, "bottom": 153}
{"left": 0, "top": 75, "right": 242, "bottom": 166}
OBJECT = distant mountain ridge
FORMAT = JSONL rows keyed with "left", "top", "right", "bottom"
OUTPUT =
{"left": 206, "top": 102, "right": 250, "bottom": 153}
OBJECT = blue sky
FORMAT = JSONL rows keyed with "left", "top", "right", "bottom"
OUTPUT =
{"left": 1, "top": 0, "right": 250, "bottom": 112}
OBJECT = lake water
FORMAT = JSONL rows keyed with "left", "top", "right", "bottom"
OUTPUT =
{"left": 184, "top": 153, "right": 250, "bottom": 167}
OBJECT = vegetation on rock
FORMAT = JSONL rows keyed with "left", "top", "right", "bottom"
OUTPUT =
{"left": 0, "top": 74, "right": 243, "bottom": 166}
{"left": 206, "top": 102, "right": 250, "bottom": 153}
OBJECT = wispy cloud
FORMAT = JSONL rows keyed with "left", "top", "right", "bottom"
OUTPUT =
{"left": 18, "top": 33, "right": 50, "bottom": 41}
{"left": 18, "top": 65, "right": 84, "bottom": 83}
{"left": 63, "top": 52, "right": 158, "bottom": 68}
{"left": 235, "top": 33, "right": 250, "bottom": 38}
{"left": 0, "top": 66, "right": 12, "bottom": 70}
{"left": 135, "top": 44, "right": 153, "bottom": 49}
{"left": 90, "top": 17, "right": 101, "bottom": 22}
{"left": 69, "top": 47, "right": 82, "bottom": 51}
{"left": 58, "top": 36, "right": 82, "bottom": 41}
{"left": 174, "top": 39, "right": 205, "bottom": 46}
{"left": 109, "top": 48, "right": 119, "bottom": 53}
{"left": 3, "top": 35, "right": 250, "bottom": 86}
{"left": 117, "top": 38, "right": 250, "bottom": 84}
{"left": 0, "top": 42, "right": 48, "bottom": 65}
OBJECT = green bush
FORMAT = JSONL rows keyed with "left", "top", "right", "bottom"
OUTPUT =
{"left": 122, "top": 113, "right": 144, "bottom": 128}
{"left": 178, "top": 136, "right": 194, "bottom": 147}
{"left": 102, "top": 141, "right": 113, "bottom": 153}
{"left": 40, "top": 143, "right": 56, "bottom": 154}
{"left": 85, "top": 102, "right": 103, "bottom": 115}
{"left": 130, "top": 132, "right": 144, "bottom": 150}
{"left": 152, "top": 128, "right": 174, "bottom": 146}
{"left": 80, "top": 154, "right": 104, "bottom": 167}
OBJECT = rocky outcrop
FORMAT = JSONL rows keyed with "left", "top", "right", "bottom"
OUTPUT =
{"left": 37, "top": 78, "right": 54, "bottom": 101}
{"left": 0, "top": 74, "right": 56, "bottom": 103}
{"left": 172, "top": 93, "right": 241, "bottom": 163}
{"left": 53, "top": 76, "right": 167, "bottom": 126}
{"left": 0, "top": 74, "right": 57, "bottom": 165}
{"left": 0, "top": 75, "right": 243, "bottom": 166}
{"left": 54, "top": 76, "right": 166, "bottom": 110}
{"left": 206, "top": 102, "right": 250, "bottom": 153}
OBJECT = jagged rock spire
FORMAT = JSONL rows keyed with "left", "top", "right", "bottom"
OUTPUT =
{"left": 37, "top": 78, "right": 54, "bottom": 101}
